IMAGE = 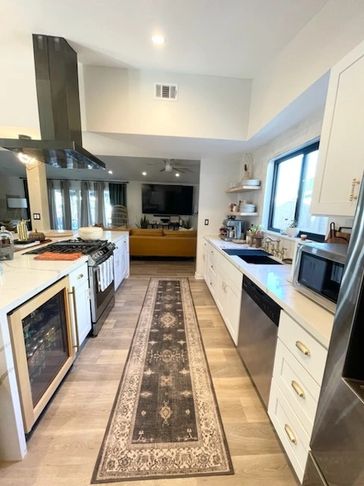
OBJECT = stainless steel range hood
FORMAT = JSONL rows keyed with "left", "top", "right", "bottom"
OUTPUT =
{"left": 0, "top": 34, "right": 105, "bottom": 170}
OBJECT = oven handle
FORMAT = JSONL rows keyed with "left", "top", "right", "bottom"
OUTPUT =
{"left": 68, "top": 287, "right": 80, "bottom": 352}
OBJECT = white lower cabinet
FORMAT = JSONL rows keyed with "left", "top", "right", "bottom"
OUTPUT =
{"left": 114, "top": 235, "right": 129, "bottom": 291}
{"left": 268, "top": 310, "right": 328, "bottom": 483}
{"left": 204, "top": 241, "right": 242, "bottom": 345}
{"left": 269, "top": 382, "right": 310, "bottom": 482}
{"left": 68, "top": 263, "right": 92, "bottom": 349}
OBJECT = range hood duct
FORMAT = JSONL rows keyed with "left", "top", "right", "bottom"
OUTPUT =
{"left": 0, "top": 34, "right": 105, "bottom": 170}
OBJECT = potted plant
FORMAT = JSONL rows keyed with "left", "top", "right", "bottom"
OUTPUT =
{"left": 139, "top": 215, "right": 149, "bottom": 228}
{"left": 285, "top": 219, "right": 299, "bottom": 237}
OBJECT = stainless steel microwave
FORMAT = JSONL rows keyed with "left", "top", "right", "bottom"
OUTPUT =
{"left": 292, "top": 242, "right": 347, "bottom": 313}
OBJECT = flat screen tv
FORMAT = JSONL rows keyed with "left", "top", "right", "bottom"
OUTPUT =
{"left": 142, "top": 184, "right": 194, "bottom": 215}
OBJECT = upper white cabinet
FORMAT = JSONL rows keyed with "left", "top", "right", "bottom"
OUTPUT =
{"left": 114, "top": 234, "right": 129, "bottom": 291}
{"left": 311, "top": 41, "right": 364, "bottom": 216}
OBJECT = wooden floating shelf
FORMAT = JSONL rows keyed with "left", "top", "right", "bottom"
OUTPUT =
{"left": 227, "top": 212, "right": 258, "bottom": 217}
{"left": 226, "top": 185, "right": 261, "bottom": 193}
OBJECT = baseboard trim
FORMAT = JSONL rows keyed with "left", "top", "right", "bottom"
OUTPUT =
{"left": 194, "top": 272, "right": 204, "bottom": 280}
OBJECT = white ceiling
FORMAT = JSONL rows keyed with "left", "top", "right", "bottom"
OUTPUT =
{"left": 0, "top": 151, "right": 200, "bottom": 184}
{"left": 2, "top": 0, "right": 328, "bottom": 78}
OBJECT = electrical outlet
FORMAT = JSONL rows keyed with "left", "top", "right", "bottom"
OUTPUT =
{"left": 204, "top": 219, "right": 209, "bottom": 226}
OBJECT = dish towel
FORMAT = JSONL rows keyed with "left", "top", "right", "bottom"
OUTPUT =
{"left": 97, "top": 256, "right": 114, "bottom": 292}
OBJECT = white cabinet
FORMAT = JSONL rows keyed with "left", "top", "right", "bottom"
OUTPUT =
{"left": 204, "top": 241, "right": 242, "bottom": 344}
{"left": 113, "top": 235, "right": 129, "bottom": 291}
{"left": 268, "top": 310, "right": 328, "bottom": 483}
{"left": 311, "top": 40, "right": 364, "bottom": 216}
{"left": 68, "top": 263, "right": 91, "bottom": 349}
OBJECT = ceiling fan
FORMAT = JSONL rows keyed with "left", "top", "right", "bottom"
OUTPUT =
{"left": 158, "top": 159, "right": 192, "bottom": 173}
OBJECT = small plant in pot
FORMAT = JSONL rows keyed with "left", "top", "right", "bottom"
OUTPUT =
{"left": 182, "top": 218, "right": 192, "bottom": 229}
{"left": 139, "top": 215, "right": 149, "bottom": 228}
{"left": 285, "top": 219, "right": 299, "bottom": 237}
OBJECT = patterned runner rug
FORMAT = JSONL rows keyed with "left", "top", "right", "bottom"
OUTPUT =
{"left": 92, "top": 278, "right": 233, "bottom": 483}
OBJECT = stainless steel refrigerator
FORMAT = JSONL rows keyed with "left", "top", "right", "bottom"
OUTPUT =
{"left": 303, "top": 181, "right": 364, "bottom": 485}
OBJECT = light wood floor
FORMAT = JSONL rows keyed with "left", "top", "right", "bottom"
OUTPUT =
{"left": 0, "top": 260, "right": 297, "bottom": 485}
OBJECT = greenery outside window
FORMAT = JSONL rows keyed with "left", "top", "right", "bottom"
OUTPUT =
{"left": 268, "top": 141, "right": 328, "bottom": 239}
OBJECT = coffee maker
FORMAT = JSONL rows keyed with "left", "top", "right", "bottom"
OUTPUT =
{"left": 221, "top": 218, "right": 248, "bottom": 240}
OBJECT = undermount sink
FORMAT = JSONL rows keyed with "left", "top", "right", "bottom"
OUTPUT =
{"left": 223, "top": 248, "right": 282, "bottom": 265}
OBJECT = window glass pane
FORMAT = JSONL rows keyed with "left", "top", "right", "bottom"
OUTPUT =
{"left": 54, "top": 189, "right": 64, "bottom": 230}
{"left": 104, "top": 188, "right": 112, "bottom": 226}
{"left": 70, "top": 187, "right": 81, "bottom": 231}
{"left": 297, "top": 150, "right": 328, "bottom": 235}
{"left": 271, "top": 155, "right": 303, "bottom": 230}
{"left": 89, "top": 187, "right": 96, "bottom": 226}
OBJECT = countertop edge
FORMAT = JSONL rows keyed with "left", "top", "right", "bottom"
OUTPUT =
{"left": 205, "top": 236, "right": 334, "bottom": 349}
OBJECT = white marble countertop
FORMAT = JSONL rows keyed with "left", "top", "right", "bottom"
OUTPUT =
{"left": 206, "top": 237, "right": 334, "bottom": 348}
{"left": 0, "top": 230, "right": 129, "bottom": 315}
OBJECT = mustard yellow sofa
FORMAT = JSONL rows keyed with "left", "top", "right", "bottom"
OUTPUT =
{"left": 129, "top": 228, "right": 197, "bottom": 257}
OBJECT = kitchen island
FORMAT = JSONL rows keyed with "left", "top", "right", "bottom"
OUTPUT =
{"left": 0, "top": 230, "right": 128, "bottom": 461}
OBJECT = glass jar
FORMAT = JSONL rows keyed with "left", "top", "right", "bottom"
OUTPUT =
{"left": 0, "top": 226, "right": 14, "bottom": 260}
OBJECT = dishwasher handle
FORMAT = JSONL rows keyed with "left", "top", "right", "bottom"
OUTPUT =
{"left": 242, "top": 275, "right": 281, "bottom": 326}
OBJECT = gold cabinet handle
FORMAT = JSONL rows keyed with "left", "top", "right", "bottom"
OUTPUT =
{"left": 284, "top": 424, "right": 297, "bottom": 445}
{"left": 68, "top": 287, "right": 80, "bottom": 351}
{"left": 291, "top": 380, "right": 305, "bottom": 398}
{"left": 349, "top": 178, "right": 361, "bottom": 202}
{"left": 295, "top": 340, "right": 310, "bottom": 356}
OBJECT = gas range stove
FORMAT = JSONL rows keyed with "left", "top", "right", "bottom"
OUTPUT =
{"left": 25, "top": 238, "right": 116, "bottom": 265}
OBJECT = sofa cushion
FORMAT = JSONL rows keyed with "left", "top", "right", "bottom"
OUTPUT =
{"left": 163, "top": 229, "right": 197, "bottom": 237}
{"left": 130, "top": 228, "right": 163, "bottom": 236}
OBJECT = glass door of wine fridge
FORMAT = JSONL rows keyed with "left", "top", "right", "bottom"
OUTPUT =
{"left": 9, "top": 277, "right": 75, "bottom": 433}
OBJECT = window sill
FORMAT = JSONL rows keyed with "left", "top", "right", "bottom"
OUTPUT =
{"left": 263, "top": 229, "right": 302, "bottom": 243}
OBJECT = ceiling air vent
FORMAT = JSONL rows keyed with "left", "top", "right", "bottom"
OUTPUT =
{"left": 155, "top": 83, "right": 178, "bottom": 100}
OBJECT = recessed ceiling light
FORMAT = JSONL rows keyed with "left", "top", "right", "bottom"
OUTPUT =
{"left": 108, "top": 170, "right": 113, "bottom": 174}
{"left": 152, "top": 34, "right": 165, "bottom": 46}
{"left": 142, "top": 171, "right": 147, "bottom": 176}
{"left": 175, "top": 172, "right": 180, "bottom": 177}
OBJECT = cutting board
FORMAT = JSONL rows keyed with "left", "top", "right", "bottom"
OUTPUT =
{"left": 34, "top": 252, "right": 83, "bottom": 261}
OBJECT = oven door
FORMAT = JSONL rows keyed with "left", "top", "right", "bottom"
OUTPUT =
{"left": 89, "top": 256, "right": 115, "bottom": 334}
{"left": 293, "top": 245, "right": 345, "bottom": 312}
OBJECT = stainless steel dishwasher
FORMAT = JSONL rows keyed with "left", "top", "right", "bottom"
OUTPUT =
{"left": 237, "top": 275, "right": 281, "bottom": 408}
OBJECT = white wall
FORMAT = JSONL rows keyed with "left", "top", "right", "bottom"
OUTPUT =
{"left": 248, "top": 0, "right": 364, "bottom": 138}
{"left": 82, "top": 66, "right": 251, "bottom": 141}
{"left": 195, "top": 156, "right": 241, "bottom": 278}
{"left": 0, "top": 21, "right": 40, "bottom": 138}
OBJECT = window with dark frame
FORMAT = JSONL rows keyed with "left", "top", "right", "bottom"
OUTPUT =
{"left": 268, "top": 141, "right": 328, "bottom": 240}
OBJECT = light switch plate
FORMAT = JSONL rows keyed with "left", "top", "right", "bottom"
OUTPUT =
{"left": 204, "top": 219, "right": 209, "bottom": 225}
{"left": 33, "top": 213, "right": 41, "bottom": 220}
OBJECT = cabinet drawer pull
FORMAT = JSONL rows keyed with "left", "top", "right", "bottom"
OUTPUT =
{"left": 295, "top": 340, "right": 310, "bottom": 356}
{"left": 284, "top": 424, "right": 297, "bottom": 445}
{"left": 291, "top": 380, "right": 305, "bottom": 398}
{"left": 222, "top": 281, "right": 227, "bottom": 292}
{"left": 77, "top": 273, "right": 84, "bottom": 280}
